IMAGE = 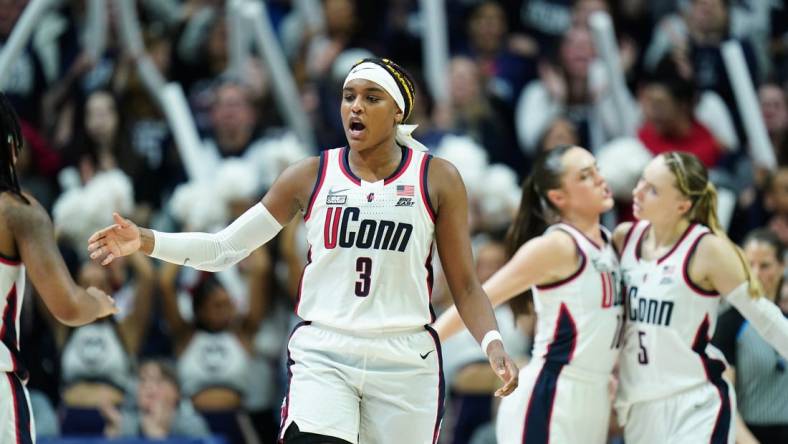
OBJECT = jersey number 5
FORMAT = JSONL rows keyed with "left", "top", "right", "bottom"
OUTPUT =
{"left": 355, "top": 257, "right": 372, "bottom": 297}
{"left": 637, "top": 330, "right": 649, "bottom": 364}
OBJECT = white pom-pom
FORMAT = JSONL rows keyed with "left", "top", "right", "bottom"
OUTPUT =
{"left": 215, "top": 159, "right": 259, "bottom": 203}
{"left": 477, "top": 164, "right": 522, "bottom": 229}
{"left": 434, "top": 135, "right": 489, "bottom": 197}
{"left": 57, "top": 166, "right": 82, "bottom": 191}
{"left": 169, "top": 182, "right": 227, "bottom": 231}
{"left": 248, "top": 132, "right": 310, "bottom": 190}
{"left": 596, "top": 138, "right": 653, "bottom": 199}
{"left": 53, "top": 169, "right": 136, "bottom": 255}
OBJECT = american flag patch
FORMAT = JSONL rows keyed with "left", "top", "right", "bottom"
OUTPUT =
{"left": 397, "top": 185, "right": 414, "bottom": 197}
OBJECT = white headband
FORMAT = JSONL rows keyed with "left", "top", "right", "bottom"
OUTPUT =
{"left": 342, "top": 62, "right": 428, "bottom": 152}
{"left": 344, "top": 62, "right": 406, "bottom": 113}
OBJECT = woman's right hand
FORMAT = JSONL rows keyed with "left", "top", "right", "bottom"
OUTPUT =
{"left": 88, "top": 213, "right": 142, "bottom": 265}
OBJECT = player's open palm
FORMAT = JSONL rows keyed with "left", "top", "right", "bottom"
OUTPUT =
{"left": 88, "top": 213, "right": 141, "bottom": 265}
{"left": 487, "top": 341, "right": 519, "bottom": 397}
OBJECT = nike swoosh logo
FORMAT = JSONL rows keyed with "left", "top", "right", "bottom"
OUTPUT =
{"left": 183, "top": 258, "right": 190, "bottom": 266}
{"left": 328, "top": 188, "right": 350, "bottom": 195}
{"left": 420, "top": 350, "right": 435, "bottom": 360}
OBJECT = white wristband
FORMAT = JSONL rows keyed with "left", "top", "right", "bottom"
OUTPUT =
{"left": 481, "top": 330, "right": 503, "bottom": 356}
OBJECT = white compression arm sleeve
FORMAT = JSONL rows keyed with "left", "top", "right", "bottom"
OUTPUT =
{"left": 150, "top": 202, "right": 282, "bottom": 272}
{"left": 726, "top": 282, "right": 788, "bottom": 360}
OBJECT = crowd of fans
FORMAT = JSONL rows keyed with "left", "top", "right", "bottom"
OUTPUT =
{"left": 2, "top": 0, "right": 787, "bottom": 443}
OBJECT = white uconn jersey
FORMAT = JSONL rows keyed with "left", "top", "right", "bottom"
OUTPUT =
{"left": 0, "top": 257, "right": 25, "bottom": 377}
{"left": 618, "top": 221, "right": 725, "bottom": 405}
{"left": 297, "top": 147, "right": 435, "bottom": 331}
{"left": 531, "top": 224, "right": 624, "bottom": 377}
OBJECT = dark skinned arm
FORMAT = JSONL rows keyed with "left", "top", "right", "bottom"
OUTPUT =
{"left": 429, "top": 158, "right": 519, "bottom": 396}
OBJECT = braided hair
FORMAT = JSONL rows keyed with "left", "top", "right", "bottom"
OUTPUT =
{"left": 350, "top": 58, "right": 417, "bottom": 122}
{"left": 0, "top": 93, "right": 27, "bottom": 204}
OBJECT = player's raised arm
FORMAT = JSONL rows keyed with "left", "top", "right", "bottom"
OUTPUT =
{"left": 430, "top": 157, "right": 519, "bottom": 397}
{"left": 88, "top": 157, "right": 319, "bottom": 271}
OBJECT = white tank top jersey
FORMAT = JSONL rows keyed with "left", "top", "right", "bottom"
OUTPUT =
{"left": 618, "top": 221, "right": 726, "bottom": 405}
{"left": 0, "top": 256, "right": 25, "bottom": 377}
{"left": 297, "top": 146, "right": 436, "bottom": 331}
{"left": 530, "top": 223, "right": 624, "bottom": 378}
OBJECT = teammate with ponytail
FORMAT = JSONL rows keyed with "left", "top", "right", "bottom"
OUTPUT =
{"left": 435, "top": 144, "right": 623, "bottom": 443}
{"left": 614, "top": 151, "right": 788, "bottom": 444}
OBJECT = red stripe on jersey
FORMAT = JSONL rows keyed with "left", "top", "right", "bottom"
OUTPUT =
{"left": 384, "top": 148, "right": 413, "bottom": 185}
{"left": 536, "top": 231, "right": 586, "bottom": 290}
{"left": 338, "top": 148, "right": 362, "bottom": 185}
{"left": 303, "top": 152, "right": 328, "bottom": 222}
{"left": 618, "top": 222, "right": 639, "bottom": 257}
{"left": 656, "top": 223, "right": 696, "bottom": 264}
{"left": 0, "top": 255, "right": 20, "bottom": 266}
{"left": 683, "top": 232, "right": 720, "bottom": 297}
{"left": 419, "top": 154, "right": 436, "bottom": 222}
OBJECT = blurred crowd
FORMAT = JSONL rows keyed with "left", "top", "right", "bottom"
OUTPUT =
{"left": 2, "top": 0, "right": 788, "bottom": 443}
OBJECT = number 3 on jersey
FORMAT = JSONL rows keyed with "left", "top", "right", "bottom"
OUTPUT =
{"left": 355, "top": 257, "right": 372, "bottom": 297}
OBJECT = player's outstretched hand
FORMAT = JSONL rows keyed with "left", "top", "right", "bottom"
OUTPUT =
{"left": 88, "top": 213, "right": 141, "bottom": 265}
{"left": 87, "top": 286, "right": 119, "bottom": 318}
{"left": 487, "top": 341, "right": 519, "bottom": 397}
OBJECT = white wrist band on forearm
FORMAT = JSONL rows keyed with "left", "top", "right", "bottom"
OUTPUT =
{"left": 151, "top": 203, "right": 282, "bottom": 272}
{"left": 481, "top": 330, "right": 503, "bottom": 356}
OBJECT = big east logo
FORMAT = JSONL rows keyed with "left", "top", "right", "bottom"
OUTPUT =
{"left": 324, "top": 207, "right": 413, "bottom": 252}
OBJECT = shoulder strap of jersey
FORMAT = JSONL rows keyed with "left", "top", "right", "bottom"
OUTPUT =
{"left": 620, "top": 220, "right": 648, "bottom": 261}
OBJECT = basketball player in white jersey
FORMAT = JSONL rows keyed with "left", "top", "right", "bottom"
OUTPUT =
{"left": 87, "top": 57, "right": 519, "bottom": 444}
{"left": 0, "top": 93, "right": 117, "bottom": 444}
{"left": 435, "top": 144, "right": 623, "bottom": 444}
{"left": 613, "top": 151, "right": 788, "bottom": 444}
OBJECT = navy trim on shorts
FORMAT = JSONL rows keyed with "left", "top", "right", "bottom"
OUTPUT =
{"left": 279, "top": 321, "right": 313, "bottom": 443}
{"left": 424, "top": 325, "right": 445, "bottom": 444}
{"left": 522, "top": 304, "right": 577, "bottom": 444}
{"left": 691, "top": 315, "right": 730, "bottom": 444}
{"left": 6, "top": 373, "right": 32, "bottom": 444}
{"left": 0, "top": 284, "right": 26, "bottom": 379}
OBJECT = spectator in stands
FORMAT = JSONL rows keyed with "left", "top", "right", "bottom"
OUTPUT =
{"left": 103, "top": 359, "right": 211, "bottom": 439}
{"left": 515, "top": 26, "right": 607, "bottom": 154}
{"left": 447, "top": 56, "right": 524, "bottom": 176}
{"left": 59, "top": 254, "right": 155, "bottom": 436}
{"left": 760, "top": 83, "right": 788, "bottom": 164}
{"left": 637, "top": 59, "right": 725, "bottom": 168}
{"left": 765, "top": 166, "right": 788, "bottom": 246}
{"left": 460, "top": 0, "right": 537, "bottom": 104}
{"left": 713, "top": 229, "right": 788, "bottom": 444}
{"left": 159, "top": 247, "right": 270, "bottom": 444}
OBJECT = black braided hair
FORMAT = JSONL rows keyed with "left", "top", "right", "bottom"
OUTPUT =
{"left": 349, "top": 58, "right": 416, "bottom": 122}
{"left": 0, "top": 93, "right": 27, "bottom": 204}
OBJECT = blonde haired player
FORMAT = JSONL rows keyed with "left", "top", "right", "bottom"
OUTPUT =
{"left": 614, "top": 152, "right": 788, "bottom": 444}
{"left": 88, "top": 58, "right": 518, "bottom": 444}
